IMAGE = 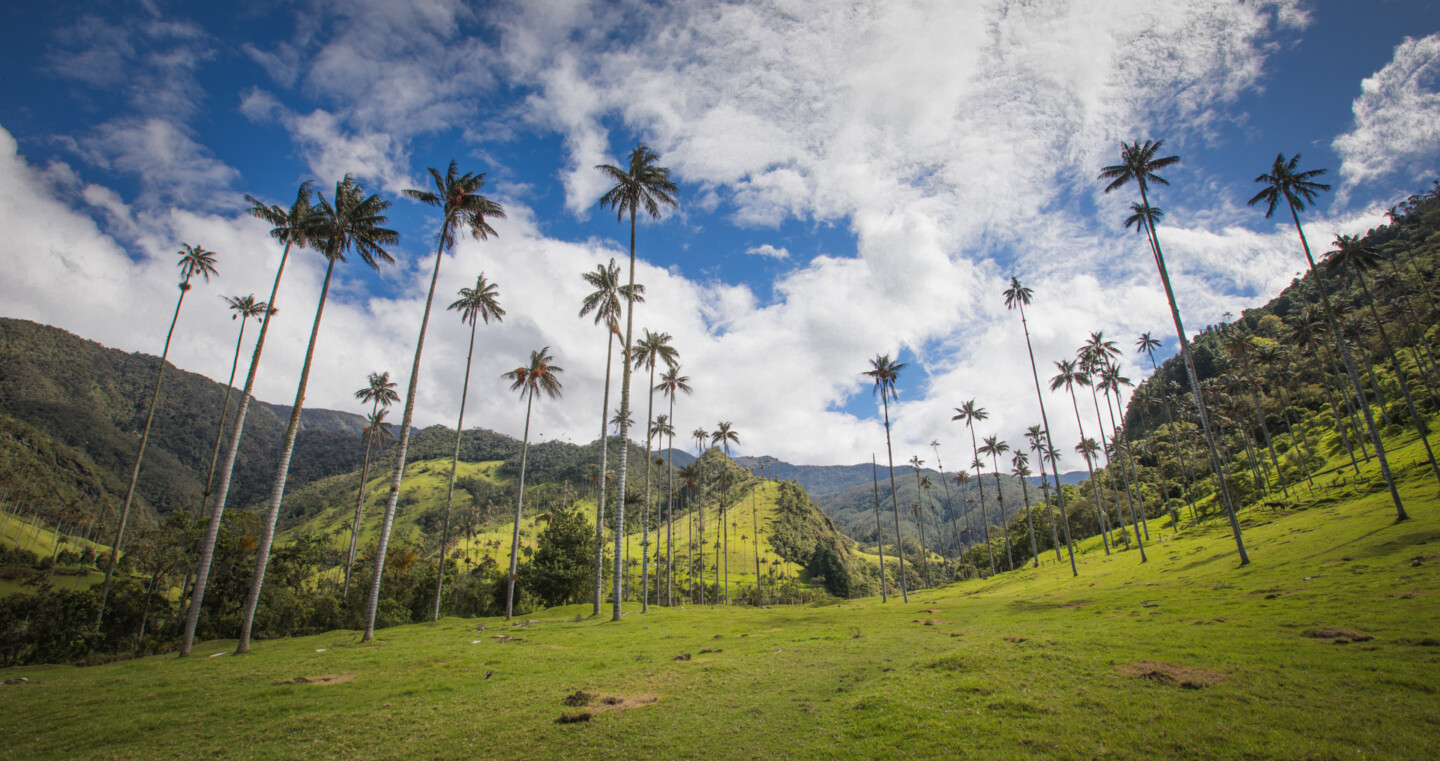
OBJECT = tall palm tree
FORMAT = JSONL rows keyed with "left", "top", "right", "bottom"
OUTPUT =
{"left": 597, "top": 144, "right": 679, "bottom": 622}
{"left": 183, "top": 181, "right": 317, "bottom": 657}
{"left": 1101, "top": 140, "right": 1249, "bottom": 561}
{"left": 344, "top": 371, "right": 399, "bottom": 598}
{"left": 1136, "top": 333, "right": 1201, "bottom": 517}
{"left": 864, "top": 354, "right": 909, "bottom": 603}
{"left": 1050, "top": 359, "right": 1111, "bottom": 554}
{"left": 908, "top": 456, "right": 933, "bottom": 588}
{"left": 1249, "top": 153, "right": 1404, "bottom": 520}
{"left": 362, "top": 162, "right": 504, "bottom": 642}
{"left": 1025, "top": 426, "right": 1065, "bottom": 563}
{"left": 97, "top": 243, "right": 218, "bottom": 629}
{"left": 650, "top": 414, "right": 677, "bottom": 604}
{"left": 870, "top": 455, "right": 888, "bottom": 601}
{"left": 240, "top": 176, "right": 397, "bottom": 654}
{"left": 710, "top": 421, "right": 740, "bottom": 604}
{"left": 677, "top": 460, "right": 702, "bottom": 602}
{"left": 633, "top": 330, "right": 678, "bottom": 612}
{"left": 502, "top": 347, "right": 564, "bottom": 618}
{"left": 1003, "top": 277, "right": 1076, "bottom": 574}
{"left": 951, "top": 400, "right": 995, "bottom": 576}
{"left": 929, "top": 440, "right": 964, "bottom": 559}
{"left": 978, "top": 436, "right": 1015, "bottom": 571}
{"left": 1324, "top": 235, "right": 1440, "bottom": 485}
{"left": 432, "top": 275, "right": 505, "bottom": 621}
{"left": 1011, "top": 452, "right": 1039, "bottom": 567}
{"left": 1080, "top": 334, "right": 1133, "bottom": 544}
{"left": 1098, "top": 362, "right": 1151, "bottom": 559}
{"left": 579, "top": 259, "right": 645, "bottom": 615}
{"left": 199, "top": 295, "right": 270, "bottom": 521}
{"left": 657, "top": 366, "right": 692, "bottom": 606}
{"left": 1221, "top": 331, "right": 1291, "bottom": 499}
{"left": 692, "top": 426, "right": 709, "bottom": 604}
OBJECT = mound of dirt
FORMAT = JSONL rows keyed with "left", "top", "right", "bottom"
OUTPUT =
{"left": 563, "top": 691, "right": 595, "bottom": 707}
{"left": 1117, "top": 661, "right": 1223, "bottom": 689}
{"left": 274, "top": 674, "right": 356, "bottom": 686}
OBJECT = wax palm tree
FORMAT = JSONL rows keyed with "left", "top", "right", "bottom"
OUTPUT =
{"left": 597, "top": 144, "right": 678, "bottom": 622}
{"left": 1003, "top": 277, "right": 1076, "bottom": 574}
{"left": 710, "top": 421, "right": 740, "bottom": 604}
{"left": 633, "top": 330, "right": 678, "bottom": 612}
{"left": 1135, "top": 332, "right": 1201, "bottom": 517}
{"left": 951, "top": 400, "right": 995, "bottom": 575}
{"left": 198, "top": 295, "right": 270, "bottom": 521}
{"left": 1050, "top": 359, "right": 1112, "bottom": 554}
{"left": 676, "top": 460, "right": 702, "bottom": 602}
{"left": 1011, "top": 452, "right": 1039, "bottom": 567}
{"left": 1249, "top": 153, "right": 1404, "bottom": 520}
{"left": 1325, "top": 235, "right": 1440, "bottom": 485}
{"left": 1025, "top": 426, "right": 1066, "bottom": 564}
{"left": 580, "top": 259, "right": 645, "bottom": 614}
{"left": 183, "top": 181, "right": 317, "bottom": 656}
{"left": 432, "top": 275, "right": 506, "bottom": 620}
{"left": 1101, "top": 140, "right": 1249, "bottom": 561}
{"left": 978, "top": 436, "right": 1015, "bottom": 571}
{"left": 97, "top": 243, "right": 218, "bottom": 629}
{"left": 656, "top": 366, "right": 692, "bottom": 606}
{"left": 359, "top": 162, "right": 504, "bottom": 641}
{"left": 1079, "top": 335, "right": 1130, "bottom": 545}
{"left": 502, "top": 347, "right": 564, "bottom": 618}
{"left": 344, "top": 371, "right": 399, "bottom": 598}
{"left": 1098, "top": 362, "right": 1151, "bottom": 555}
{"left": 1221, "top": 331, "right": 1290, "bottom": 500}
{"left": 908, "top": 456, "right": 933, "bottom": 588}
{"left": 929, "top": 440, "right": 964, "bottom": 559}
{"left": 240, "top": 176, "right": 397, "bottom": 654}
{"left": 692, "top": 426, "right": 709, "bottom": 604}
{"left": 870, "top": 455, "right": 888, "bottom": 601}
{"left": 864, "top": 354, "right": 909, "bottom": 602}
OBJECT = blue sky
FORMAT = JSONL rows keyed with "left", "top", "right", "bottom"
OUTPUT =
{"left": 1, "top": 1, "right": 1438, "bottom": 467}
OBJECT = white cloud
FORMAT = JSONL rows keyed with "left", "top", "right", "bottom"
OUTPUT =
{"left": 744, "top": 244, "right": 789, "bottom": 260}
{"left": 75, "top": 118, "right": 240, "bottom": 210}
{"left": 1333, "top": 33, "right": 1440, "bottom": 199}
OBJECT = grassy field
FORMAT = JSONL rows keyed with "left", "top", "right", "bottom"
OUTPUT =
{"left": 4, "top": 444, "right": 1438, "bottom": 760}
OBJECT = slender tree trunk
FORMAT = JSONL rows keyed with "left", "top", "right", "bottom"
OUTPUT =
{"left": 966, "top": 428, "right": 996, "bottom": 575}
{"left": 989, "top": 460, "right": 1014, "bottom": 571}
{"left": 1357, "top": 275, "right": 1440, "bottom": 484}
{"left": 343, "top": 407, "right": 378, "bottom": 600}
{"left": 666, "top": 400, "right": 675, "bottom": 607}
{"left": 505, "top": 392, "right": 535, "bottom": 619}
{"left": 1103, "top": 392, "right": 1147, "bottom": 562}
{"left": 1018, "top": 303, "right": 1076, "bottom": 575}
{"left": 96, "top": 279, "right": 190, "bottom": 630}
{"left": 1140, "top": 188, "right": 1248, "bottom": 563}
{"left": 871, "top": 456, "right": 887, "bottom": 602}
{"left": 1088, "top": 388, "right": 1125, "bottom": 547}
{"left": 1311, "top": 336, "right": 1366, "bottom": 469}
{"left": 881, "top": 398, "right": 908, "bottom": 602}
{"left": 364, "top": 234, "right": 451, "bottom": 642}
{"left": 432, "top": 316, "right": 481, "bottom": 621}
{"left": 1034, "top": 446, "right": 1063, "bottom": 562}
{"left": 198, "top": 314, "right": 252, "bottom": 520}
{"left": 911, "top": 466, "right": 932, "bottom": 588}
{"left": 593, "top": 330, "right": 614, "bottom": 616}
{"left": 1288, "top": 202, "right": 1405, "bottom": 520}
{"left": 640, "top": 366, "right": 656, "bottom": 613}
{"left": 1067, "top": 391, "right": 1111, "bottom": 555}
{"left": 183, "top": 239, "right": 294, "bottom": 656}
{"left": 1017, "top": 475, "right": 1038, "bottom": 567}
{"left": 237, "top": 257, "right": 338, "bottom": 654}
{"left": 612, "top": 209, "right": 638, "bottom": 623}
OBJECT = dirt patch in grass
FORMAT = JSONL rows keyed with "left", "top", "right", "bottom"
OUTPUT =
{"left": 556, "top": 712, "right": 592, "bottom": 724}
{"left": 1324, "top": 556, "right": 1355, "bottom": 564}
{"left": 1002, "top": 636, "right": 1028, "bottom": 644}
{"left": 918, "top": 608, "right": 942, "bottom": 613}
{"left": 1116, "top": 661, "right": 1223, "bottom": 689}
{"left": 1302, "top": 628, "right": 1374, "bottom": 643}
{"left": 274, "top": 674, "right": 356, "bottom": 686}
{"left": 1263, "top": 589, "right": 1310, "bottom": 599}
{"left": 560, "top": 691, "right": 657, "bottom": 714}
{"left": 563, "top": 690, "right": 595, "bottom": 707}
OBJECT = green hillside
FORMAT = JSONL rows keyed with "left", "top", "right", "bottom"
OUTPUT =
{"left": 2, "top": 453, "right": 1435, "bottom": 760}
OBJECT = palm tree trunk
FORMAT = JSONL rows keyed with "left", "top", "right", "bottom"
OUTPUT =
{"left": 342, "top": 418, "right": 377, "bottom": 599}
{"left": 432, "top": 316, "right": 481, "bottom": 621}
{"left": 640, "top": 368, "right": 656, "bottom": 613}
{"left": 1067, "top": 391, "right": 1111, "bottom": 555}
{"left": 1018, "top": 303, "right": 1076, "bottom": 575}
{"left": 989, "top": 461, "right": 1014, "bottom": 571}
{"left": 1087, "top": 389, "right": 1126, "bottom": 547}
{"left": 721, "top": 466, "right": 730, "bottom": 604}
{"left": 1311, "top": 336, "right": 1366, "bottom": 469}
{"left": 871, "top": 456, "right": 888, "bottom": 602}
{"left": 181, "top": 238, "right": 295, "bottom": 657}
{"left": 1288, "top": 202, "right": 1405, "bottom": 520}
{"left": 1033, "top": 447, "right": 1063, "bottom": 562}
{"left": 1138, "top": 186, "right": 1248, "bottom": 563}
{"left": 236, "top": 258, "right": 337, "bottom": 654}
{"left": 96, "top": 279, "right": 189, "bottom": 630}
{"left": 881, "top": 397, "right": 908, "bottom": 602}
{"left": 364, "top": 233, "right": 450, "bottom": 642}
{"left": 612, "top": 209, "right": 638, "bottom": 623}
{"left": 911, "top": 467, "right": 932, "bottom": 588}
{"left": 966, "top": 428, "right": 996, "bottom": 575}
{"left": 1102, "top": 394, "right": 1147, "bottom": 562}
{"left": 593, "top": 330, "right": 614, "bottom": 616}
{"left": 666, "top": 402, "right": 675, "bottom": 607}
{"left": 506, "top": 391, "right": 535, "bottom": 619}
{"left": 199, "top": 313, "right": 251, "bottom": 521}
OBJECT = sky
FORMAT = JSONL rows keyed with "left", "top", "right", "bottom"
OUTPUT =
{"left": 1, "top": 0, "right": 1438, "bottom": 470}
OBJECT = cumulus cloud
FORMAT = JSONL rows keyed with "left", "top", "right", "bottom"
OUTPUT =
{"left": 1333, "top": 34, "right": 1440, "bottom": 199}
{"left": 745, "top": 244, "right": 789, "bottom": 260}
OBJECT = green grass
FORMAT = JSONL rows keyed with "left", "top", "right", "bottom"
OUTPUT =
{"left": 4, "top": 444, "right": 1438, "bottom": 760}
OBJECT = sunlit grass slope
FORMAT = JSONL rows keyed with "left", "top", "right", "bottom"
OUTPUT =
{"left": 4, "top": 453, "right": 1437, "bottom": 760}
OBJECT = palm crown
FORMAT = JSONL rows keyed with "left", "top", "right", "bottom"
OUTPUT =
{"left": 403, "top": 160, "right": 506, "bottom": 250}
{"left": 449, "top": 274, "right": 506, "bottom": 326}
{"left": 1098, "top": 139, "right": 1179, "bottom": 196}
{"left": 1002, "top": 277, "right": 1032, "bottom": 310}
{"left": 579, "top": 258, "right": 645, "bottom": 329}
{"left": 505, "top": 347, "right": 564, "bottom": 401}
{"left": 597, "top": 144, "right": 680, "bottom": 223}
{"left": 864, "top": 354, "right": 905, "bottom": 401}
{"left": 223, "top": 294, "right": 269, "bottom": 322}
{"left": 177, "top": 244, "right": 218, "bottom": 287}
{"left": 1247, "top": 153, "right": 1330, "bottom": 218}
{"left": 313, "top": 175, "right": 399, "bottom": 269}
{"left": 356, "top": 371, "right": 400, "bottom": 408}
